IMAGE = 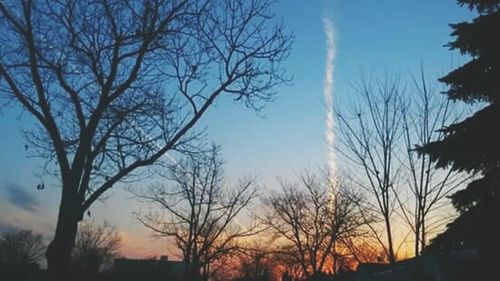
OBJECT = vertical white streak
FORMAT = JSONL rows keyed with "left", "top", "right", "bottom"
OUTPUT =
{"left": 323, "top": 18, "right": 337, "bottom": 194}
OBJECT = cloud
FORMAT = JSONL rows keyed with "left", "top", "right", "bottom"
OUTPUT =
{"left": 5, "top": 183, "right": 39, "bottom": 212}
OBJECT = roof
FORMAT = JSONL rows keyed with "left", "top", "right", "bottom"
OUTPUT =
{"left": 113, "top": 258, "right": 184, "bottom": 281}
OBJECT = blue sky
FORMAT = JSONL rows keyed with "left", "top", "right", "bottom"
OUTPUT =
{"left": 0, "top": 0, "right": 474, "bottom": 257}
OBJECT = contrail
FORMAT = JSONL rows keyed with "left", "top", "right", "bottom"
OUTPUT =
{"left": 323, "top": 18, "right": 337, "bottom": 194}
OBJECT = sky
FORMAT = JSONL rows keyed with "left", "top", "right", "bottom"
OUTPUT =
{"left": 0, "top": 0, "right": 474, "bottom": 259}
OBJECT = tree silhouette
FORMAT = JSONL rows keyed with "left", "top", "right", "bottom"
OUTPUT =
{"left": 397, "top": 70, "right": 468, "bottom": 257}
{"left": 337, "top": 72, "right": 469, "bottom": 262}
{"left": 336, "top": 77, "right": 405, "bottom": 265}
{"left": 234, "top": 243, "right": 274, "bottom": 281}
{"left": 71, "top": 221, "right": 121, "bottom": 279}
{"left": 262, "top": 173, "right": 367, "bottom": 279}
{"left": 0, "top": 229, "right": 45, "bottom": 266}
{"left": 418, "top": 0, "right": 500, "bottom": 277}
{"left": 0, "top": 229, "right": 45, "bottom": 280}
{"left": 136, "top": 146, "right": 261, "bottom": 281}
{"left": 0, "top": 0, "right": 291, "bottom": 279}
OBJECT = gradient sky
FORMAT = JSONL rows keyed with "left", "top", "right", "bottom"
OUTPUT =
{"left": 0, "top": 0, "right": 474, "bottom": 258}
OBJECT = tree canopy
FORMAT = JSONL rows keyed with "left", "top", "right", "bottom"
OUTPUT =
{"left": 419, "top": 0, "right": 500, "bottom": 273}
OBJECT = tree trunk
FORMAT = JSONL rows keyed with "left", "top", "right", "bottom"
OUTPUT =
{"left": 420, "top": 219, "right": 426, "bottom": 251}
{"left": 184, "top": 258, "right": 201, "bottom": 281}
{"left": 183, "top": 259, "right": 191, "bottom": 281}
{"left": 385, "top": 218, "right": 396, "bottom": 265}
{"left": 46, "top": 191, "right": 81, "bottom": 281}
{"left": 414, "top": 218, "right": 421, "bottom": 257}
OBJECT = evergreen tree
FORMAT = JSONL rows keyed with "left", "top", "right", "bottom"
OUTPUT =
{"left": 419, "top": 0, "right": 500, "bottom": 276}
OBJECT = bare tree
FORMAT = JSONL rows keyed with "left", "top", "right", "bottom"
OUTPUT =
{"left": 136, "top": 146, "right": 261, "bottom": 281}
{"left": 337, "top": 71, "right": 469, "bottom": 262}
{"left": 232, "top": 239, "right": 280, "bottom": 281}
{"left": 0, "top": 0, "right": 291, "bottom": 277}
{"left": 398, "top": 70, "right": 468, "bottom": 257}
{"left": 235, "top": 251, "right": 272, "bottom": 281}
{"left": 262, "top": 172, "right": 366, "bottom": 279}
{"left": 336, "top": 76, "right": 405, "bottom": 264}
{"left": 0, "top": 229, "right": 45, "bottom": 281}
{"left": 71, "top": 221, "right": 121, "bottom": 278}
{"left": 0, "top": 229, "right": 45, "bottom": 265}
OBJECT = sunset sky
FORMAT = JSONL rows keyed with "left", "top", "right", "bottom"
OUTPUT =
{"left": 0, "top": 0, "right": 473, "bottom": 259}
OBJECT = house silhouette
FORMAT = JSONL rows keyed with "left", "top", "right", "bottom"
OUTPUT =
{"left": 113, "top": 255, "right": 183, "bottom": 281}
